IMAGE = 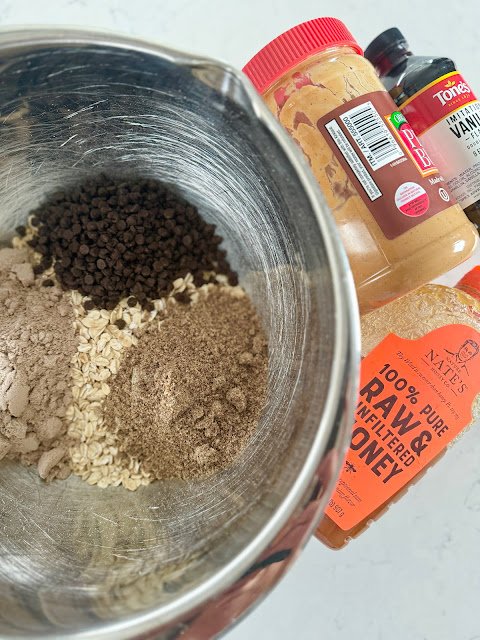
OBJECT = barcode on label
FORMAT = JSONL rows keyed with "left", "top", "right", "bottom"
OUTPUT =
{"left": 340, "top": 101, "right": 404, "bottom": 170}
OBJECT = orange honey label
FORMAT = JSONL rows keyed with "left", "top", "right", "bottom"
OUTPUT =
{"left": 326, "top": 325, "right": 480, "bottom": 530}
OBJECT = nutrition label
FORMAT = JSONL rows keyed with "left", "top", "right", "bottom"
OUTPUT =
{"left": 421, "top": 102, "right": 480, "bottom": 208}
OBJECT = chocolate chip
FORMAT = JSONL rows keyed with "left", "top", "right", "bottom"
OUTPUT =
{"left": 42, "top": 279, "right": 54, "bottom": 287}
{"left": 84, "top": 300, "right": 95, "bottom": 311}
{"left": 115, "top": 318, "right": 126, "bottom": 329}
{"left": 15, "top": 225, "right": 26, "bottom": 237}
{"left": 25, "top": 176, "right": 237, "bottom": 308}
{"left": 127, "top": 297, "right": 137, "bottom": 307}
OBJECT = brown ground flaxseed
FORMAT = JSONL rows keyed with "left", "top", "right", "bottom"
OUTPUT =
{"left": 103, "top": 286, "right": 268, "bottom": 481}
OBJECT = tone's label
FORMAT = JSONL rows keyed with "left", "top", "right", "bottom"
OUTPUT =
{"left": 401, "top": 72, "right": 477, "bottom": 133}
{"left": 400, "top": 72, "right": 480, "bottom": 208}
{"left": 318, "top": 92, "right": 454, "bottom": 240}
{"left": 326, "top": 326, "right": 480, "bottom": 531}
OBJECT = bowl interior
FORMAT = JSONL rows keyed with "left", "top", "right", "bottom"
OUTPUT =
{"left": 0, "top": 36, "right": 344, "bottom": 636}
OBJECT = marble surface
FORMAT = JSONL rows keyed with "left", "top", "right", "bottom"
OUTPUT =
{"left": 0, "top": 1, "right": 478, "bottom": 638}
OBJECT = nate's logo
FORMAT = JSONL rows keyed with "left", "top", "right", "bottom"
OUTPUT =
{"left": 424, "top": 338, "right": 478, "bottom": 393}
{"left": 445, "top": 339, "right": 479, "bottom": 376}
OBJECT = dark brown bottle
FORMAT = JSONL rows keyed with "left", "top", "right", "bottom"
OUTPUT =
{"left": 365, "top": 28, "right": 480, "bottom": 230}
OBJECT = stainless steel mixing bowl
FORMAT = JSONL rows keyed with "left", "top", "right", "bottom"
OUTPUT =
{"left": 0, "top": 28, "right": 359, "bottom": 639}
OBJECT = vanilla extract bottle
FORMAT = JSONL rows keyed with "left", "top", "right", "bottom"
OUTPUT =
{"left": 316, "top": 266, "right": 480, "bottom": 549}
{"left": 365, "top": 28, "right": 480, "bottom": 229}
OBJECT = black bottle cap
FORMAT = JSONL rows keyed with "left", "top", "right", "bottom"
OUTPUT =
{"left": 365, "top": 28, "right": 407, "bottom": 65}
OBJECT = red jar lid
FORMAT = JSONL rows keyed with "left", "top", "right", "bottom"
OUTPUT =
{"left": 243, "top": 18, "right": 363, "bottom": 95}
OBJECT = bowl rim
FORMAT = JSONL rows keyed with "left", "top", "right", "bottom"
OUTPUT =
{"left": 0, "top": 26, "right": 360, "bottom": 639}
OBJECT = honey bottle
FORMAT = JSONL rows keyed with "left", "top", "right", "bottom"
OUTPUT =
{"left": 316, "top": 266, "right": 480, "bottom": 549}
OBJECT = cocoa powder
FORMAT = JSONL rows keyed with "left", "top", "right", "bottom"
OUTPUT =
{"left": 0, "top": 247, "right": 77, "bottom": 480}
{"left": 104, "top": 286, "right": 268, "bottom": 480}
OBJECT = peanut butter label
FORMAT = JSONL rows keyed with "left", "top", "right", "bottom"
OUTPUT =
{"left": 326, "top": 326, "right": 480, "bottom": 531}
{"left": 318, "top": 91, "right": 454, "bottom": 239}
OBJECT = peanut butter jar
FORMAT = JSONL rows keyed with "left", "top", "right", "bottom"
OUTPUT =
{"left": 244, "top": 18, "right": 479, "bottom": 315}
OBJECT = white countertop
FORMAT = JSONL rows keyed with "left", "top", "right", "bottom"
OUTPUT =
{"left": 1, "top": 1, "right": 478, "bottom": 638}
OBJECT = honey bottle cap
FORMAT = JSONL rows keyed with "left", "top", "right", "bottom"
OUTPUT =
{"left": 456, "top": 266, "right": 480, "bottom": 301}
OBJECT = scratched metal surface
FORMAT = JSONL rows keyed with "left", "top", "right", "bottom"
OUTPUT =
{"left": 0, "top": 30, "right": 359, "bottom": 639}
